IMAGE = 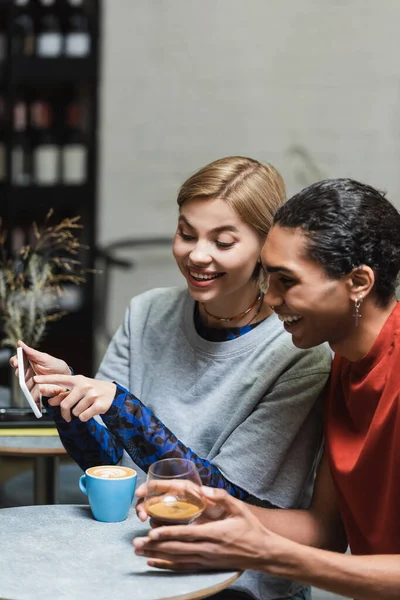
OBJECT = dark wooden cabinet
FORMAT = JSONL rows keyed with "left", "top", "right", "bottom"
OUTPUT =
{"left": 0, "top": 0, "right": 101, "bottom": 383}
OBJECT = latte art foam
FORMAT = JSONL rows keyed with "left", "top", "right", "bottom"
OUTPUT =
{"left": 87, "top": 466, "right": 135, "bottom": 479}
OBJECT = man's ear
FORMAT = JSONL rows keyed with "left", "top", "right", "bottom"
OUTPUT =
{"left": 347, "top": 265, "right": 375, "bottom": 301}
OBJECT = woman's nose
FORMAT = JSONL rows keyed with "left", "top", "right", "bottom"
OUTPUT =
{"left": 189, "top": 244, "right": 213, "bottom": 265}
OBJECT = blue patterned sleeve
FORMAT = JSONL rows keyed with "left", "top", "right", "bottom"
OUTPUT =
{"left": 102, "top": 384, "right": 248, "bottom": 500}
{"left": 43, "top": 398, "right": 124, "bottom": 471}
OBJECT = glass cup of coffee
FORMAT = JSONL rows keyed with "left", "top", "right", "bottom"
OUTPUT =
{"left": 144, "top": 458, "right": 205, "bottom": 525}
{"left": 79, "top": 465, "right": 137, "bottom": 522}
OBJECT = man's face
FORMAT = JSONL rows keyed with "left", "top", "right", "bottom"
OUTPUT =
{"left": 262, "top": 225, "right": 354, "bottom": 350}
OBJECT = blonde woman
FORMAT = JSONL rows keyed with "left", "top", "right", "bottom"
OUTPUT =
{"left": 13, "top": 157, "right": 332, "bottom": 600}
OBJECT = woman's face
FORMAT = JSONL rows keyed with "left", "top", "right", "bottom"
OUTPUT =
{"left": 173, "top": 196, "right": 263, "bottom": 311}
{"left": 262, "top": 225, "right": 355, "bottom": 351}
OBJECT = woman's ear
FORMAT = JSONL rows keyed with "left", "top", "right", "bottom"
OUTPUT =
{"left": 347, "top": 265, "right": 375, "bottom": 301}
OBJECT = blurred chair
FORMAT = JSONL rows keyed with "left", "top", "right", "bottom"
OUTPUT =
{"left": 94, "top": 237, "right": 183, "bottom": 366}
{"left": 0, "top": 459, "right": 87, "bottom": 507}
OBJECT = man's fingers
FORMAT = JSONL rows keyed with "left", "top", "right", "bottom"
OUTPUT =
{"left": 147, "top": 522, "right": 221, "bottom": 543}
{"left": 147, "top": 559, "right": 201, "bottom": 572}
{"left": 135, "top": 483, "right": 147, "bottom": 498}
{"left": 138, "top": 540, "right": 215, "bottom": 557}
{"left": 200, "top": 487, "right": 243, "bottom": 519}
{"left": 134, "top": 498, "right": 161, "bottom": 525}
{"left": 134, "top": 539, "right": 213, "bottom": 566}
{"left": 144, "top": 479, "right": 200, "bottom": 497}
{"left": 135, "top": 499, "right": 148, "bottom": 522}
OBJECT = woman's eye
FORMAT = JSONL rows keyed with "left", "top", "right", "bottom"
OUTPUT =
{"left": 216, "top": 240, "right": 234, "bottom": 248}
{"left": 178, "top": 230, "right": 195, "bottom": 241}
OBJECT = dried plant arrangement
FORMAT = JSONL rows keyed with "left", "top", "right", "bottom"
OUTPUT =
{"left": 0, "top": 209, "right": 90, "bottom": 349}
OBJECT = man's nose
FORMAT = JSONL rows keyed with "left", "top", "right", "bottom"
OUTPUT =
{"left": 265, "top": 284, "right": 284, "bottom": 309}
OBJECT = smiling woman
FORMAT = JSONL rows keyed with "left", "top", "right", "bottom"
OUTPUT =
{"left": 10, "top": 156, "right": 332, "bottom": 600}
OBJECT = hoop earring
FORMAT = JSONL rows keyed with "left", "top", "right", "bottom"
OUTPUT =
{"left": 353, "top": 294, "right": 363, "bottom": 327}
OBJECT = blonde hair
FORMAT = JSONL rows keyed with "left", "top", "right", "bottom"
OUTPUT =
{"left": 177, "top": 156, "right": 286, "bottom": 238}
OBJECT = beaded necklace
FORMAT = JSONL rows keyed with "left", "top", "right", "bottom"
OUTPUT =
{"left": 201, "top": 293, "right": 263, "bottom": 323}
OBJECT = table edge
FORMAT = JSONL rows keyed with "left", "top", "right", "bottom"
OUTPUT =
{"left": 160, "top": 572, "right": 242, "bottom": 600}
{"left": 0, "top": 446, "right": 66, "bottom": 456}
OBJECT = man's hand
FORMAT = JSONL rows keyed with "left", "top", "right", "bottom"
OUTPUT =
{"left": 135, "top": 481, "right": 227, "bottom": 525}
{"left": 33, "top": 374, "right": 116, "bottom": 423}
{"left": 132, "top": 486, "right": 277, "bottom": 572}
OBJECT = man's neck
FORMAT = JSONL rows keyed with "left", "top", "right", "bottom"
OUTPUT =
{"left": 330, "top": 297, "right": 398, "bottom": 362}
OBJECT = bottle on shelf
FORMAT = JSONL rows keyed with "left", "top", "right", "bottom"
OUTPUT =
{"left": 64, "top": 0, "right": 91, "bottom": 57}
{"left": 11, "top": 96, "right": 32, "bottom": 186}
{"left": 36, "top": 0, "right": 63, "bottom": 58}
{"left": 12, "top": 0, "right": 35, "bottom": 57}
{"left": 31, "top": 96, "right": 59, "bottom": 185}
{"left": 62, "top": 95, "right": 87, "bottom": 184}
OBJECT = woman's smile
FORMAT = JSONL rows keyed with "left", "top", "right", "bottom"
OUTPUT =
{"left": 187, "top": 269, "right": 225, "bottom": 287}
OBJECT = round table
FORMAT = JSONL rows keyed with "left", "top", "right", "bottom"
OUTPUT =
{"left": 0, "top": 504, "right": 240, "bottom": 600}
{"left": 0, "top": 434, "right": 66, "bottom": 504}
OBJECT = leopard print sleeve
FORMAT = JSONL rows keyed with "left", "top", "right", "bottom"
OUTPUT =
{"left": 43, "top": 397, "right": 124, "bottom": 471}
{"left": 102, "top": 384, "right": 249, "bottom": 500}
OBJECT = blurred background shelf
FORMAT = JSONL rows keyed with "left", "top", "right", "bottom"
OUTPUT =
{"left": 5, "top": 184, "right": 93, "bottom": 211}
{"left": 0, "top": 0, "right": 101, "bottom": 389}
{"left": 8, "top": 56, "right": 96, "bottom": 83}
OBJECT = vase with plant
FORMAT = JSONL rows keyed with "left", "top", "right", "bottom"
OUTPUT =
{"left": 0, "top": 210, "right": 91, "bottom": 408}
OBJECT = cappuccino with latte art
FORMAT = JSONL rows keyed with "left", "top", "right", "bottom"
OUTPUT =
{"left": 79, "top": 465, "right": 137, "bottom": 522}
{"left": 86, "top": 466, "right": 135, "bottom": 479}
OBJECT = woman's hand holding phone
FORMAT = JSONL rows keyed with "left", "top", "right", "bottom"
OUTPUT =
{"left": 10, "top": 341, "right": 71, "bottom": 400}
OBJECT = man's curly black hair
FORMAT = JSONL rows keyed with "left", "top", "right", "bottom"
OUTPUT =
{"left": 273, "top": 178, "right": 400, "bottom": 307}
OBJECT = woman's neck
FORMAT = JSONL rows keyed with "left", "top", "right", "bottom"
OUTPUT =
{"left": 198, "top": 291, "right": 272, "bottom": 329}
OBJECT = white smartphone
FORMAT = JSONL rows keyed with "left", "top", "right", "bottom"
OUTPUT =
{"left": 17, "top": 346, "right": 42, "bottom": 419}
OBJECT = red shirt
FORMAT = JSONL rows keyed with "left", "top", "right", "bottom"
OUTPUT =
{"left": 326, "top": 302, "right": 400, "bottom": 554}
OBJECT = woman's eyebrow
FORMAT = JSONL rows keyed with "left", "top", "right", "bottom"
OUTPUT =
{"left": 178, "top": 215, "right": 194, "bottom": 228}
{"left": 178, "top": 215, "right": 239, "bottom": 234}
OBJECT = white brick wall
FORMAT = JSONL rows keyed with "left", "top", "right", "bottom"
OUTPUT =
{"left": 97, "top": 0, "right": 400, "bottom": 335}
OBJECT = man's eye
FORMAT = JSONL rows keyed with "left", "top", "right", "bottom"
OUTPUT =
{"left": 280, "top": 277, "right": 295, "bottom": 287}
{"left": 216, "top": 241, "right": 234, "bottom": 248}
{"left": 178, "top": 230, "right": 195, "bottom": 241}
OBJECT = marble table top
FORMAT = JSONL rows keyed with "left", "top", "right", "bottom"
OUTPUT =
{"left": 0, "top": 504, "right": 239, "bottom": 600}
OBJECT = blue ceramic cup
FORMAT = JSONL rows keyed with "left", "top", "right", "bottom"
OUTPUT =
{"left": 79, "top": 465, "right": 137, "bottom": 522}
